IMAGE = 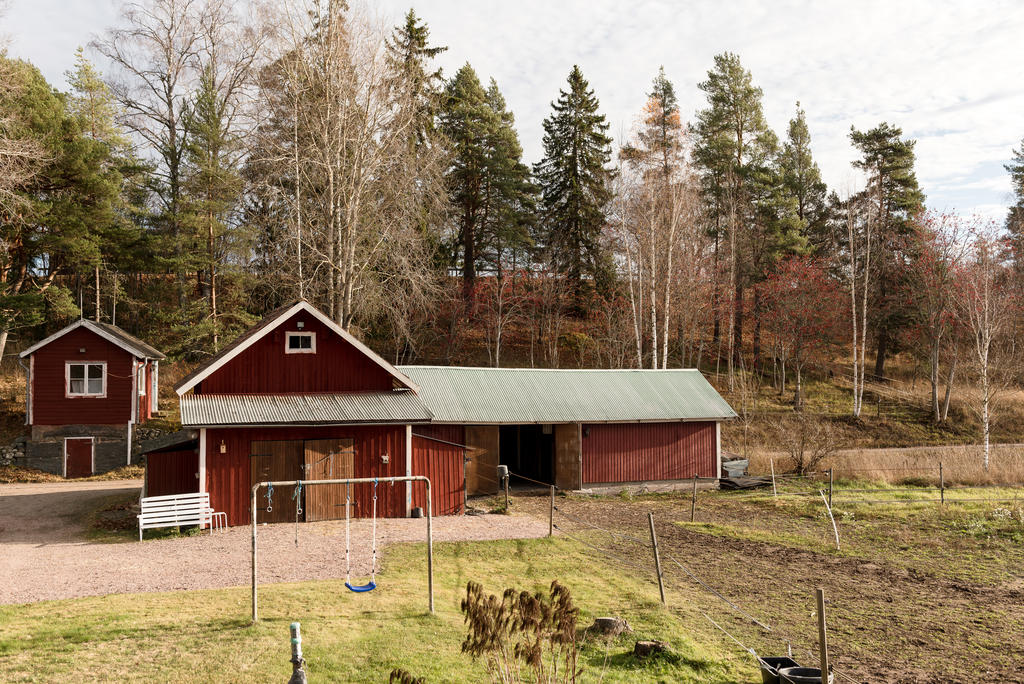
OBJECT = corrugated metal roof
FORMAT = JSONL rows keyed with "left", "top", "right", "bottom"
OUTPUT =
{"left": 397, "top": 366, "right": 737, "bottom": 424}
{"left": 180, "top": 391, "right": 432, "bottom": 427}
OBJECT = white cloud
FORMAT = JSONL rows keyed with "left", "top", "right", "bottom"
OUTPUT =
{"left": 3, "top": 0, "right": 1022, "bottom": 216}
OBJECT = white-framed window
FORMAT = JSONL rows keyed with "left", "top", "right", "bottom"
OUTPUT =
{"left": 285, "top": 331, "right": 316, "bottom": 354}
{"left": 138, "top": 365, "right": 146, "bottom": 396}
{"left": 66, "top": 362, "right": 106, "bottom": 398}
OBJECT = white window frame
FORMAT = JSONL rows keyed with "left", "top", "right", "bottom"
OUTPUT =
{"left": 138, "top": 364, "right": 146, "bottom": 396}
{"left": 63, "top": 436, "right": 95, "bottom": 478}
{"left": 65, "top": 361, "right": 107, "bottom": 398}
{"left": 285, "top": 331, "right": 316, "bottom": 354}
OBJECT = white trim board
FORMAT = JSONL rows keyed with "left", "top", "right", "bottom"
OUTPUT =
{"left": 20, "top": 319, "right": 161, "bottom": 360}
{"left": 174, "top": 300, "right": 419, "bottom": 396}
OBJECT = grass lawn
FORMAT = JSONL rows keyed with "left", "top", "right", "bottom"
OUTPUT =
{"left": 0, "top": 536, "right": 748, "bottom": 683}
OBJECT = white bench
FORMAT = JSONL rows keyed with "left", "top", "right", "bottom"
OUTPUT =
{"left": 138, "top": 492, "right": 227, "bottom": 541}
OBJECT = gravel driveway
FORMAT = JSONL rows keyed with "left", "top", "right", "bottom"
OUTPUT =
{"left": 0, "top": 479, "right": 549, "bottom": 605}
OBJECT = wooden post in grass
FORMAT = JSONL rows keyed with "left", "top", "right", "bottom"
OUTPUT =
{"left": 816, "top": 588, "right": 830, "bottom": 681}
{"left": 690, "top": 474, "right": 698, "bottom": 523}
{"left": 940, "top": 462, "right": 945, "bottom": 505}
{"left": 504, "top": 473, "right": 510, "bottom": 510}
{"left": 770, "top": 458, "right": 778, "bottom": 498}
{"left": 829, "top": 468, "right": 834, "bottom": 509}
{"left": 549, "top": 485, "right": 555, "bottom": 537}
{"left": 648, "top": 513, "right": 666, "bottom": 605}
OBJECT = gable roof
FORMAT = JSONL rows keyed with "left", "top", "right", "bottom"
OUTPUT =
{"left": 174, "top": 300, "right": 419, "bottom": 396}
{"left": 19, "top": 319, "right": 166, "bottom": 360}
{"left": 397, "top": 366, "right": 736, "bottom": 424}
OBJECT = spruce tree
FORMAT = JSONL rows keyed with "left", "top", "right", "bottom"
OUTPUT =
{"left": 1005, "top": 138, "right": 1024, "bottom": 261}
{"left": 386, "top": 8, "right": 446, "bottom": 148}
{"left": 849, "top": 122, "right": 925, "bottom": 378}
{"left": 534, "top": 65, "right": 613, "bottom": 296}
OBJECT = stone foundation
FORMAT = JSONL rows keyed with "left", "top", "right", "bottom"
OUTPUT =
{"left": 25, "top": 424, "right": 131, "bottom": 476}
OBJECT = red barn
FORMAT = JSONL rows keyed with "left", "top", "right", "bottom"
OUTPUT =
{"left": 158, "top": 300, "right": 735, "bottom": 526}
{"left": 19, "top": 320, "right": 165, "bottom": 477}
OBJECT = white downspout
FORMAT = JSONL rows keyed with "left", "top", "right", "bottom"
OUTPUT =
{"left": 405, "top": 425, "right": 413, "bottom": 517}
{"left": 715, "top": 421, "right": 722, "bottom": 479}
{"left": 198, "top": 428, "right": 207, "bottom": 494}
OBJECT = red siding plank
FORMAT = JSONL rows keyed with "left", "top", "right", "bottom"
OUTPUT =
{"left": 196, "top": 312, "right": 396, "bottom": 395}
{"left": 412, "top": 425, "right": 466, "bottom": 516}
{"left": 29, "top": 327, "right": 135, "bottom": 426}
{"left": 146, "top": 450, "right": 199, "bottom": 497}
{"left": 581, "top": 422, "right": 717, "bottom": 484}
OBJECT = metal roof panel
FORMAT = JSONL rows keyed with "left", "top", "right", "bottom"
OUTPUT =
{"left": 180, "top": 391, "right": 432, "bottom": 427}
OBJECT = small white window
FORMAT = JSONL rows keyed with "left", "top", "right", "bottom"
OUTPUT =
{"left": 67, "top": 362, "right": 106, "bottom": 397}
{"left": 285, "top": 331, "right": 316, "bottom": 354}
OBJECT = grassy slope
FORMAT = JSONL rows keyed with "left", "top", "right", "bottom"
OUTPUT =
{"left": 0, "top": 537, "right": 747, "bottom": 683}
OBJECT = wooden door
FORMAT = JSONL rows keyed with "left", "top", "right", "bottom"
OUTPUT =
{"left": 250, "top": 440, "right": 304, "bottom": 524}
{"left": 303, "top": 438, "right": 354, "bottom": 521}
{"left": 65, "top": 438, "right": 93, "bottom": 478}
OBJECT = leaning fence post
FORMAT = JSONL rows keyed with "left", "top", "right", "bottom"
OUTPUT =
{"left": 549, "top": 485, "right": 555, "bottom": 537}
{"left": 939, "top": 462, "right": 945, "bottom": 505}
{"left": 690, "top": 474, "right": 698, "bottom": 523}
{"left": 288, "top": 622, "right": 307, "bottom": 684}
{"left": 816, "top": 588, "right": 830, "bottom": 682}
{"left": 828, "top": 468, "right": 834, "bottom": 509}
{"left": 648, "top": 513, "right": 666, "bottom": 605}
{"left": 770, "top": 458, "right": 778, "bottom": 498}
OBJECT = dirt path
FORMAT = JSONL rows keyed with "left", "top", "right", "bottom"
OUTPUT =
{"left": 0, "top": 480, "right": 549, "bottom": 605}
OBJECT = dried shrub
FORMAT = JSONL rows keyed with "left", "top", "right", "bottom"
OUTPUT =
{"left": 775, "top": 414, "right": 837, "bottom": 475}
{"left": 460, "top": 580, "right": 581, "bottom": 683}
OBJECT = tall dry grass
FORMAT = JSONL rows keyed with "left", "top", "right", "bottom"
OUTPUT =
{"left": 750, "top": 443, "right": 1024, "bottom": 486}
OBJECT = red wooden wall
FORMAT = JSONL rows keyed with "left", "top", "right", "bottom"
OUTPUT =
{"left": 196, "top": 311, "right": 396, "bottom": 394}
{"left": 581, "top": 421, "right": 717, "bottom": 484}
{"left": 206, "top": 425, "right": 411, "bottom": 526}
{"left": 412, "top": 425, "right": 466, "bottom": 516}
{"left": 30, "top": 327, "right": 135, "bottom": 426}
{"left": 147, "top": 450, "right": 199, "bottom": 497}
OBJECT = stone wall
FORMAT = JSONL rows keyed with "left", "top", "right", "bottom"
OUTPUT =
{"left": 24, "top": 424, "right": 130, "bottom": 476}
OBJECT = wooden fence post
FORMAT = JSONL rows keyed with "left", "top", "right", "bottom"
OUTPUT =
{"left": 939, "top": 462, "right": 945, "bottom": 505}
{"left": 504, "top": 473, "right": 510, "bottom": 510}
{"left": 828, "top": 468, "right": 834, "bottom": 509}
{"left": 648, "top": 513, "right": 666, "bottom": 605}
{"left": 770, "top": 458, "right": 777, "bottom": 498}
{"left": 690, "top": 474, "right": 698, "bottom": 523}
{"left": 549, "top": 485, "right": 555, "bottom": 537}
{"left": 816, "top": 588, "right": 830, "bottom": 681}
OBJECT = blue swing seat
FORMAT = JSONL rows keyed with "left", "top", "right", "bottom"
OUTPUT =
{"left": 345, "top": 580, "right": 376, "bottom": 593}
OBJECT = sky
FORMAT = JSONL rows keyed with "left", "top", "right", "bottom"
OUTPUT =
{"left": 3, "top": 0, "right": 1023, "bottom": 220}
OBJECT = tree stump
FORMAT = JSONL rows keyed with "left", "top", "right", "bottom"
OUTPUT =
{"left": 589, "top": 617, "right": 632, "bottom": 637}
{"left": 633, "top": 640, "right": 668, "bottom": 658}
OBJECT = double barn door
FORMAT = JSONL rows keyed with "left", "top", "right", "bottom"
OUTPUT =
{"left": 249, "top": 439, "right": 355, "bottom": 524}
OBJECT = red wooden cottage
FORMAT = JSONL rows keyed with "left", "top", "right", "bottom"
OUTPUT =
{"left": 157, "top": 300, "right": 736, "bottom": 527}
{"left": 19, "top": 319, "right": 165, "bottom": 477}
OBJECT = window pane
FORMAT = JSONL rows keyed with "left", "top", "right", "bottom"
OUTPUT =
{"left": 299, "top": 336, "right": 311, "bottom": 348}
{"left": 88, "top": 364, "right": 103, "bottom": 379}
{"left": 288, "top": 336, "right": 301, "bottom": 348}
{"left": 70, "top": 365, "right": 84, "bottom": 380}
{"left": 69, "top": 378, "right": 85, "bottom": 394}
{"left": 88, "top": 377, "right": 103, "bottom": 394}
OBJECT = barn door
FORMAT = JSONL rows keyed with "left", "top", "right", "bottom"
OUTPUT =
{"left": 64, "top": 438, "right": 93, "bottom": 478}
{"left": 303, "top": 439, "right": 354, "bottom": 521}
{"left": 250, "top": 440, "right": 304, "bottom": 524}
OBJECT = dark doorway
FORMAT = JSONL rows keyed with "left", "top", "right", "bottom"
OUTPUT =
{"left": 499, "top": 425, "right": 555, "bottom": 486}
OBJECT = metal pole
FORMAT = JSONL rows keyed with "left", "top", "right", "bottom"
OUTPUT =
{"left": 816, "top": 588, "right": 829, "bottom": 681}
{"left": 770, "top": 458, "right": 777, "bottom": 498}
{"left": 829, "top": 468, "right": 834, "bottom": 509}
{"left": 504, "top": 472, "right": 509, "bottom": 510}
{"left": 690, "top": 474, "right": 698, "bottom": 523}
{"left": 251, "top": 484, "right": 258, "bottom": 623}
{"left": 426, "top": 480, "right": 434, "bottom": 614}
{"left": 940, "top": 462, "right": 945, "bottom": 505}
{"left": 549, "top": 485, "right": 555, "bottom": 537}
{"left": 648, "top": 513, "right": 666, "bottom": 605}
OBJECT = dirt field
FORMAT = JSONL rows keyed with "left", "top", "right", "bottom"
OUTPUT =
{"left": 513, "top": 488, "right": 1024, "bottom": 684}
{"left": 0, "top": 480, "right": 548, "bottom": 605}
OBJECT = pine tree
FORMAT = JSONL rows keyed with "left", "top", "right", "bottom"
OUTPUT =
{"left": 849, "top": 122, "right": 924, "bottom": 378}
{"left": 386, "top": 8, "right": 447, "bottom": 148}
{"left": 440, "top": 64, "right": 535, "bottom": 297}
{"left": 533, "top": 65, "right": 613, "bottom": 296}
{"left": 693, "top": 52, "right": 794, "bottom": 369}
{"left": 781, "top": 103, "right": 829, "bottom": 253}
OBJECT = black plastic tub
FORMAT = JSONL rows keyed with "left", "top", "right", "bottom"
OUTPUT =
{"left": 777, "top": 666, "right": 834, "bottom": 684}
{"left": 759, "top": 657, "right": 800, "bottom": 684}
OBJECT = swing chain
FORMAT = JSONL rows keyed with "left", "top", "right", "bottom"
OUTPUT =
{"left": 293, "top": 480, "right": 303, "bottom": 516}
{"left": 265, "top": 483, "right": 274, "bottom": 513}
